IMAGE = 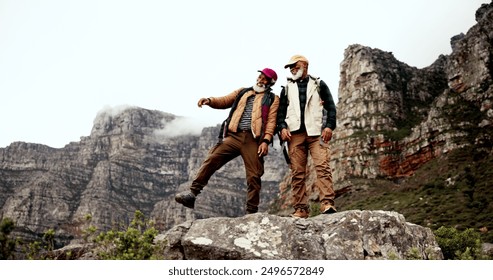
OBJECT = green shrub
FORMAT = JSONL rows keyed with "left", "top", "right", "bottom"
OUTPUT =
{"left": 434, "top": 226, "right": 483, "bottom": 260}
{"left": 19, "top": 229, "right": 60, "bottom": 260}
{"left": 406, "top": 247, "right": 422, "bottom": 260}
{"left": 25, "top": 241, "right": 42, "bottom": 260}
{"left": 43, "top": 229, "right": 56, "bottom": 252}
{"left": 0, "top": 218, "right": 16, "bottom": 260}
{"left": 94, "top": 210, "right": 161, "bottom": 260}
{"left": 309, "top": 203, "right": 321, "bottom": 217}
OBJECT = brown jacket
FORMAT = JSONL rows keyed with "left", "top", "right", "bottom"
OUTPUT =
{"left": 209, "top": 88, "right": 280, "bottom": 143}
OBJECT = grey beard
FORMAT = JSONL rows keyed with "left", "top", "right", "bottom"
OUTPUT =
{"left": 292, "top": 67, "right": 304, "bottom": 80}
{"left": 253, "top": 83, "right": 266, "bottom": 93}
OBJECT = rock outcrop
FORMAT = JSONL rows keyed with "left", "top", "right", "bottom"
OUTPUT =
{"left": 156, "top": 211, "right": 443, "bottom": 260}
{"left": 331, "top": 2, "right": 493, "bottom": 182}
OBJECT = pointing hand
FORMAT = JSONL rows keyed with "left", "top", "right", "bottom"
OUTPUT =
{"left": 197, "top": 98, "right": 210, "bottom": 108}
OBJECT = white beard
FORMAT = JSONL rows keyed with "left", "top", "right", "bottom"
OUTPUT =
{"left": 253, "top": 83, "right": 267, "bottom": 93}
{"left": 292, "top": 67, "right": 304, "bottom": 80}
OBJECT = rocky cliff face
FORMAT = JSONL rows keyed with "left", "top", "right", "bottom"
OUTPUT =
{"left": 331, "top": 2, "right": 493, "bottom": 182}
{"left": 0, "top": 106, "right": 288, "bottom": 244}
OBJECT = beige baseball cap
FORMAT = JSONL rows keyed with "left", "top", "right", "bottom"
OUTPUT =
{"left": 284, "top": 54, "right": 309, "bottom": 68}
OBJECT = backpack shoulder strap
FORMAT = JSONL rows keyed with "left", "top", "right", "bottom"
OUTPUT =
{"left": 309, "top": 75, "right": 328, "bottom": 129}
{"left": 259, "top": 89, "right": 276, "bottom": 145}
{"left": 309, "top": 75, "right": 321, "bottom": 93}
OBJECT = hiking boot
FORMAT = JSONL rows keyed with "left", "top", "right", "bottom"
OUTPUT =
{"left": 291, "top": 208, "right": 309, "bottom": 219}
{"left": 175, "top": 191, "right": 196, "bottom": 209}
{"left": 320, "top": 200, "right": 337, "bottom": 214}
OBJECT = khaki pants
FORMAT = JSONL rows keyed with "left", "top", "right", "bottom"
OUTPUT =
{"left": 190, "top": 131, "right": 264, "bottom": 213}
{"left": 288, "top": 131, "right": 335, "bottom": 210}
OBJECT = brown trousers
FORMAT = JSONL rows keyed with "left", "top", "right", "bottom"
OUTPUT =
{"left": 190, "top": 131, "right": 264, "bottom": 213}
{"left": 288, "top": 131, "right": 335, "bottom": 210}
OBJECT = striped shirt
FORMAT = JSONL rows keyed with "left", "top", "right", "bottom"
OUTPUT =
{"left": 238, "top": 95, "right": 255, "bottom": 130}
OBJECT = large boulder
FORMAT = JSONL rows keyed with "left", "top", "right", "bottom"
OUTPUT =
{"left": 156, "top": 210, "right": 443, "bottom": 260}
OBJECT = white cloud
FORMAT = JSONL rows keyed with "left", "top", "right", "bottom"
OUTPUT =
{"left": 95, "top": 105, "right": 136, "bottom": 118}
{"left": 154, "top": 117, "right": 206, "bottom": 138}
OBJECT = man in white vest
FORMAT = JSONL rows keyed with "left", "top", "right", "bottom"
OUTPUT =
{"left": 276, "top": 55, "right": 337, "bottom": 218}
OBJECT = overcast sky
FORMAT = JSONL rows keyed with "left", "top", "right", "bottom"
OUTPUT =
{"left": 0, "top": 0, "right": 488, "bottom": 148}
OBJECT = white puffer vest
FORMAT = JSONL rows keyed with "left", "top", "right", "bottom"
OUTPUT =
{"left": 284, "top": 75, "right": 324, "bottom": 136}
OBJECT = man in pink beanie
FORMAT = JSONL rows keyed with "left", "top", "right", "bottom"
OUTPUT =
{"left": 175, "top": 68, "right": 280, "bottom": 215}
